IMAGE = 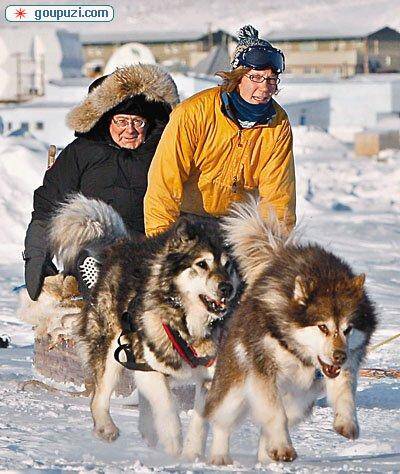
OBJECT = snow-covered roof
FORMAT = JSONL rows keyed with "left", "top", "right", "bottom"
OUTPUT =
{"left": 81, "top": 30, "right": 206, "bottom": 45}
{"left": 267, "top": 26, "right": 398, "bottom": 42}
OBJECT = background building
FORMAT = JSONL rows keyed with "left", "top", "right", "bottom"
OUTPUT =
{"left": 269, "top": 26, "right": 400, "bottom": 76}
{"left": 81, "top": 29, "right": 236, "bottom": 74}
{"left": 0, "top": 27, "right": 84, "bottom": 102}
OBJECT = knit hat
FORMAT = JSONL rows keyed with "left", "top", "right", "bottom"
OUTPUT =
{"left": 231, "top": 25, "right": 285, "bottom": 73}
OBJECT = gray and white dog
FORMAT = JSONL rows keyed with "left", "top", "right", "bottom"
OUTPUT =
{"left": 50, "top": 194, "right": 240, "bottom": 459}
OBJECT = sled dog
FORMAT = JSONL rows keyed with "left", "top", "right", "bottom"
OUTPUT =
{"left": 50, "top": 194, "right": 240, "bottom": 458}
{"left": 204, "top": 200, "right": 377, "bottom": 465}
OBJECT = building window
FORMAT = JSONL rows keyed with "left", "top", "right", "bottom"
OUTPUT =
{"left": 299, "top": 41, "right": 317, "bottom": 51}
{"left": 35, "top": 121, "right": 44, "bottom": 130}
{"left": 21, "top": 122, "right": 29, "bottom": 132}
{"left": 373, "top": 40, "right": 379, "bottom": 54}
{"left": 385, "top": 56, "right": 392, "bottom": 66}
{"left": 7, "top": 122, "right": 13, "bottom": 131}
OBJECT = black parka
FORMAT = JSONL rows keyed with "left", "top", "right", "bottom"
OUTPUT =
{"left": 32, "top": 121, "right": 165, "bottom": 235}
{"left": 24, "top": 64, "right": 179, "bottom": 300}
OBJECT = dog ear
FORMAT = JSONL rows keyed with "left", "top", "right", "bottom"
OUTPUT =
{"left": 293, "top": 275, "right": 313, "bottom": 306}
{"left": 351, "top": 273, "right": 365, "bottom": 290}
{"left": 174, "top": 217, "right": 198, "bottom": 244}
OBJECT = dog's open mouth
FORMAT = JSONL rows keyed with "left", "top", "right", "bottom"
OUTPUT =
{"left": 317, "top": 356, "right": 341, "bottom": 378}
{"left": 199, "top": 294, "right": 227, "bottom": 316}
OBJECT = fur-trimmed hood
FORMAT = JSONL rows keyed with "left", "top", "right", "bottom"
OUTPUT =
{"left": 67, "top": 64, "right": 179, "bottom": 133}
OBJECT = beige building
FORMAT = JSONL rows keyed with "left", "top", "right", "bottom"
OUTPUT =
{"left": 80, "top": 30, "right": 236, "bottom": 75}
{"left": 269, "top": 26, "right": 400, "bottom": 77}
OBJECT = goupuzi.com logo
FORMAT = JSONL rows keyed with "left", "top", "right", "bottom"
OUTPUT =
{"left": 5, "top": 4, "right": 114, "bottom": 22}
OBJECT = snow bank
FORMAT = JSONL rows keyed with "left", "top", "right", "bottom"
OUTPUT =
{"left": 293, "top": 126, "right": 400, "bottom": 218}
{"left": 0, "top": 135, "right": 47, "bottom": 264}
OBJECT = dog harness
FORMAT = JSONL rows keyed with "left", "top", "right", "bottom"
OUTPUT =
{"left": 161, "top": 323, "right": 215, "bottom": 369}
{"left": 114, "top": 300, "right": 216, "bottom": 371}
{"left": 114, "top": 311, "right": 154, "bottom": 371}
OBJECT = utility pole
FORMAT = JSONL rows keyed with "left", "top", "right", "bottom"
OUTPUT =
{"left": 16, "top": 53, "right": 22, "bottom": 102}
{"left": 363, "top": 38, "right": 370, "bottom": 74}
{"left": 207, "top": 22, "right": 213, "bottom": 51}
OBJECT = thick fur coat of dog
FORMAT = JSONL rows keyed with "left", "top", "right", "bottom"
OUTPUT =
{"left": 50, "top": 194, "right": 239, "bottom": 459}
{"left": 204, "top": 201, "right": 377, "bottom": 465}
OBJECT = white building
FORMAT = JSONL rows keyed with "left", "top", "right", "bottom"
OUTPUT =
{"left": 280, "top": 74, "right": 400, "bottom": 141}
{"left": 0, "top": 79, "right": 90, "bottom": 147}
{"left": 0, "top": 27, "right": 84, "bottom": 102}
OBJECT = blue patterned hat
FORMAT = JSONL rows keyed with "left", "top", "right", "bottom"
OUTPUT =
{"left": 231, "top": 25, "right": 285, "bottom": 73}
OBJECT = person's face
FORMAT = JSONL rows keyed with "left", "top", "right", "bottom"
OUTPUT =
{"left": 109, "top": 114, "right": 148, "bottom": 149}
{"left": 237, "top": 68, "right": 279, "bottom": 105}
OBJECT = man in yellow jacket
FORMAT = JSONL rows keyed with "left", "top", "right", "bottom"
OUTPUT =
{"left": 144, "top": 25, "right": 296, "bottom": 236}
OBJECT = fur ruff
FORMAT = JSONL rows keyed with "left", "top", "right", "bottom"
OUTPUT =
{"left": 50, "top": 193, "right": 128, "bottom": 271}
{"left": 221, "top": 197, "right": 296, "bottom": 285}
{"left": 67, "top": 64, "right": 179, "bottom": 133}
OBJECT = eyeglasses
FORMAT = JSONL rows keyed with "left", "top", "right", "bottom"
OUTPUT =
{"left": 245, "top": 74, "right": 281, "bottom": 85}
{"left": 112, "top": 117, "right": 147, "bottom": 129}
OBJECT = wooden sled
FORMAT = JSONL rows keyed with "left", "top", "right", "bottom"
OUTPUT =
{"left": 17, "top": 274, "right": 195, "bottom": 407}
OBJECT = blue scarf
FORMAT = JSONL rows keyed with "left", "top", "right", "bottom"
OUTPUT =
{"left": 229, "top": 90, "right": 272, "bottom": 123}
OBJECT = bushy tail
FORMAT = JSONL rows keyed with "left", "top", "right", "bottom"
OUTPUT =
{"left": 49, "top": 193, "right": 128, "bottom": 271}
{"left": 221, "top": 197, "right": 295, "bottom": 285}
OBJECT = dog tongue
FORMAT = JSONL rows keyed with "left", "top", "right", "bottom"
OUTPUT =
{"left": 318, "top": 357, "right": 341, "bottom": 378}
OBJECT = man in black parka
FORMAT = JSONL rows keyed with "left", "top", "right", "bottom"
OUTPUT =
{"left": 24, "top": 64, "right": 179, "bottom": 300}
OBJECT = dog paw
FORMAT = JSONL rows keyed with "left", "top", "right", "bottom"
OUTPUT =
{"left": 163, "top": 438, "right": 181, "bottom": 458}
{"left": 268, "top": 446, "right": 297, "bottom": 462}
{"left": 140, "top": 432, "right": 158, "bottom": 448}
{"left": 181, "top": 449, "right": 204, "bottom": 462}
{"left": 334, "top": 418, "right": 359, "bottom": 440}
{"left": 93, "top": 423, "right": 120, "bottom": 442}
{"left": 210, "top": 453, "right": 233, "bottom": 466}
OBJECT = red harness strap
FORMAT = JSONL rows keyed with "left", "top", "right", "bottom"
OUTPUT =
{"left": 162, "top": 322, "right": 215, "bottom": 368}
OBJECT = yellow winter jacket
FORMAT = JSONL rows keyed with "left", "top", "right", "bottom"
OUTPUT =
{"left": 144, "top": 86, "right": 296, "bottom": 236}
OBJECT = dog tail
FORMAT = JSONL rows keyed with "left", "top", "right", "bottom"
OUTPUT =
{"left": 221, "top": 197, "right": 294, "bottom": 284}
{"left": 49, "top": 193, "right": 128, "bottom": 271}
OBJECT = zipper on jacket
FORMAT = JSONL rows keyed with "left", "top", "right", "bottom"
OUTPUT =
{"left": 237, "top": 130, "right": 243, "bottom": 147}
{"left": 232, "top": 177, "right": 238, "bottom": 193}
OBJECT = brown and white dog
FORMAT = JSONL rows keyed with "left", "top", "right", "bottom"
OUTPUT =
{"left": 49, "top": 194, "right": 240, "bottom": 459}
{"left": 204, "top": 200, "right": 377, "bottom": 465}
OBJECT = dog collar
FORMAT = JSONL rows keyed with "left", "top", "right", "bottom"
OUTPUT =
{"left": 162, "top": 323, "right": 215, "bottom": 369}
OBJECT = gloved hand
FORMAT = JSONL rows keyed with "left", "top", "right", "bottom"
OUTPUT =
{"left": 24, "top": 219, "right": 58, "bottom": 301}
{"left": 24, "top": 253, "right": 58, "bottom": 301}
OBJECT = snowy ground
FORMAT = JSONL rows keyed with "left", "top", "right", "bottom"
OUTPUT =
{"left": 0, "top": 128, "right": 399, "bottom": 472}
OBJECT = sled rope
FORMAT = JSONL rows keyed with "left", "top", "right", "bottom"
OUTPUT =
{"left": 360, "top": 331, "right": 400, "bottom": 379}
{"left": 369, "top": 331, "right": 400, "bottom": 352}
